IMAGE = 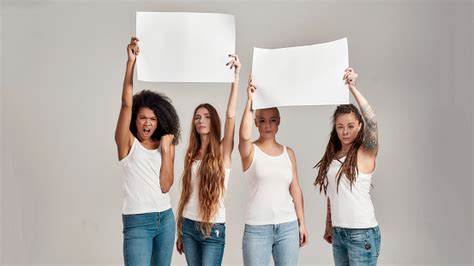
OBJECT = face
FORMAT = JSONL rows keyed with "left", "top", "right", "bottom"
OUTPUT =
{"left": 194, "top": 107, "right": 211, "bottom": 135}
{"left": 135, "top": 107, "right": 158, "bottom": 141}
{"left": 335, "top": 113, "right": 362, "bottom": 147}
{"left": 255, "top": 108, "right": 280, "bottom": 138}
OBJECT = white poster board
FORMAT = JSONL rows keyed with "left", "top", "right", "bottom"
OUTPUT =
{"left": 136, "top": 12, "right": 236, "bottom": 82}
{"left": 252, "top": 38, "right": 349, "bottom": 109}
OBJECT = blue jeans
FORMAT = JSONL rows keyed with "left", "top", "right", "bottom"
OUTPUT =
{"left": 242, "top": 221, "right": 299, "bottom": 266}
{"left": 122, "top": 209, "right": 175, "bottom": 266}
{"left": 332, "top": 226, "right": 381, "bottom": 266}
{"left": 182, "top": 218, "right": 226, "bottom": 266}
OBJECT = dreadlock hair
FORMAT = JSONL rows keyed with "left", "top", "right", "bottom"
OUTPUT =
{"left": 314, "top": 104, "right": 364, "bottom": 194}
{"left": 130, "top": 90, "right": 181, "bottom": 144}
{"left": 177, "top": 103, "right": 225, "bottom": 238}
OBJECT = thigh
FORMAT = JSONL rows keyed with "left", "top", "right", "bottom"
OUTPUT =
{"left": 346, "top": 227, "right": 380, "bottom": 266}
{"left": 201, "top": 223, "right": 226, "bottom": 266}
{"left": 182, "top": 218, "right": 202, "bottom": 266}
{"left": 242, "top": 224, "right": 273, "bottom": 266}
{"left": 272, "top": 221, "right": 299, "bottom": 266}
{"left": 332, "top": 227, "right": 349, "bottom": 266}
{"left": 151, "top": 209, "right": 176, "bottom": 266}
{"left": 122, "top": 213, "right": 156, "bottom": 266}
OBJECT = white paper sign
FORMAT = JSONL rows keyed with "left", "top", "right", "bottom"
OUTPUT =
{"left": 252, "top": 38, "right": 349, "bottom": 109}
{"left": 136, "top": 12, "right": 236, "bottom": 82}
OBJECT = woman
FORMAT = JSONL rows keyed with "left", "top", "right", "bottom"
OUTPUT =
{"left": 115, "top": 37, "right": 181, "bottom": 266}
{"left": 175, "top": 55, "right": 241, "bottom": 266}
{"left": 314, "top": 67, "right": 381, "bottom": 265}
{"left": 238, "top": 76, "right": 308, "bottom": 266}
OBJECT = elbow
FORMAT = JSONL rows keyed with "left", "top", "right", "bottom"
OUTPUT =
{"left": 160, "top": 183, "right": 172, "bottom": 193}
{"left": 160, "top": 177, "right": 174, "bottom": 193}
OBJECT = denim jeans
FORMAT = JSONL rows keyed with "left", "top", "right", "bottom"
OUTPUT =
{"left": 332, "top": 226, "right": 381, "bottom": 266}
{"left": 242, "top": 220, "right": 299, "bottom": 266}
{"left": 182, "top": 218, "right": 226, "bottom": 266}
{"left": 122, "top": 209, "right": 175, "bottom": 266}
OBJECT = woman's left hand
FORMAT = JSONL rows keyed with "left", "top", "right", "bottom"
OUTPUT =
{"left": 343, "top": 67, "right": 358, "bottom": 90}
{"left": 299, "top": 224, "right": 309, "bottom": 247}
{"left": 226, "top": 54, "right": 241, "bottom": 80}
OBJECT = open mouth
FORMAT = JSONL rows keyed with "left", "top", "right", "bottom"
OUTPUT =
{"left": 143, "top": 128, "right": 151, "bottom": 136}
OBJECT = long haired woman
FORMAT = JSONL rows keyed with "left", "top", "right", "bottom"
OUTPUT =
{"left": 314, "top": 67, "right": 381, "bottom": 265}
{"left": 175, "top": 55, "right": 241, "bottom": 266}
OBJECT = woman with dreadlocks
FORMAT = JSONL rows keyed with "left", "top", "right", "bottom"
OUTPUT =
{"left": 175, "top": 54, "right": 241, "bottom": 266}
{"left": 115, "top": 37, "right": 181, "bottom": 266}
{"left": 314, "top": 67, "right": 380, "bottom": 265}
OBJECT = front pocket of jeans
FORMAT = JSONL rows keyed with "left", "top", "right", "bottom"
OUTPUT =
{"left": 348, "top": 231, "right": 367, "bottom": 242}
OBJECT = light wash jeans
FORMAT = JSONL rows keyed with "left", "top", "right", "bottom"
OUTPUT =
{"left": 122, "top": 209, "right": 175, "bottom": 266}
{"left": 242, "top": 220, "right": 299, "bottom": 266}
{"left": 182, "top": 218, "right": 226, "bottom": 266}
{"left": 332, "top": 226, "right": 381, "bottom": 266}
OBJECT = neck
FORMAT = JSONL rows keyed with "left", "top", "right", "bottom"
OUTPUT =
{"left": 199, "top": 134, "right": 210, "bottom": 151}
{"left": 340, "top": 144, "right": 352, "bottom": 155}
{"left": 256, "top": 136, "right": 277, "bottom": 146}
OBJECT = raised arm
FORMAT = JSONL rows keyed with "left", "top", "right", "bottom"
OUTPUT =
{"left": 288, "top": 147, "right": 308, "bottom": 247}
{"left": 238, "top": 75, "right": 255, "bottom": 171}
{"left": 344, "top": 67, "right": 378, "bottom": 156}
{"left": 221, "top": 54, "right": 241, "bottom": 169}
{"left": 159, "top": 134, "right": 175, "bottom": 193}
{"left": 115, "top": 37, "right": 139, "bottom": 161}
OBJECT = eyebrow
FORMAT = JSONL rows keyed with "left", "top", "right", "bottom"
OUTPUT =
{"left": 138, "top": 115, "right": 156, "bottom": 118}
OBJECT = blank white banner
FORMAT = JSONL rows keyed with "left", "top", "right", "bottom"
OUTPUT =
{"left": 136, "top": 12, "right": 235, "bottom": 82}
{"left": 252, "top": 38, "right": 349, "bottom": 109}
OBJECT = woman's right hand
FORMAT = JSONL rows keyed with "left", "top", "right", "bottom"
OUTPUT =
{"left": 176, "top": 237, "right": 184, "bottom": 255}
{"left": 323, "top": 224, "right": 333, "bottom": 244}
{"left": 247, "top": 74, "right": 256, "bottom": 101}
{"left": 127, "top": 37, "right": 140, "bottom": 63}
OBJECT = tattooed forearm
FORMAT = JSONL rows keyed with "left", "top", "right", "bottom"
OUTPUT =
{"left": 361, "top": 103, "right": 378, "bottom": 152}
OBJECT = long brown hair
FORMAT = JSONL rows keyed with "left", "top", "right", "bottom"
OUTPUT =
{"left": 314, "top": 104, "right": 364, "bottom": 194}
{"left": 177, "top": 103, "right": 225, "bottom": 237}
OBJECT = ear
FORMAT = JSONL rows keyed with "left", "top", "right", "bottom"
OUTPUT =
{"left": 254, "top": 119, "right": 258, "bottom": 127}
{"left": 277, "top": 118, "right": 281, "bottom": 126}
{"left": 358, "top": 121, "right": 363, "bottom": 132}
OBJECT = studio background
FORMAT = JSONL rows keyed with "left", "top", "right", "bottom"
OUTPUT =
{"left": 1, "top": 0, "right": 472, "bottom": 265}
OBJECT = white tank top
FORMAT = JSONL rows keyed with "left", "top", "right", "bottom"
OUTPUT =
{"left": 243, "top": 144, "right": 297, "bottom": 225}
{"left": 327, "top": 156, "right": 378, "bottom": 228}
{"left": 182, "top": 160, "right": 230, "bottom": 223}
{"left": 120, "top": 138, "right": 171, "bottom": 214}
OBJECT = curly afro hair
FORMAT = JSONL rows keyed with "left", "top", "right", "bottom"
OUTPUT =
{"left": 130, "top": 90, "right": 181, "bottom": 145}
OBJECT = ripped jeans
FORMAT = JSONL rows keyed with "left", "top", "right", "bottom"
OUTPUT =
{"left": 182, "top": 218, "right": 226, "bottom": 266}
{"left": 332, "top": 226, "right": 381, "bottom": 266}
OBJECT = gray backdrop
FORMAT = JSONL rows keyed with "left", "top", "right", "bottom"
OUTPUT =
{"left": 1, "top": 0, "right": 473, "bottom": 265}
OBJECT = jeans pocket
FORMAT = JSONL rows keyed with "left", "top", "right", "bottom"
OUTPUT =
{"left": 347, "top": 230, "right": 368, "bottom": 242}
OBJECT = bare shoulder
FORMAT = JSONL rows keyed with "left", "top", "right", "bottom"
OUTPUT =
{"left": 286, "top": 146, "right": 297, "bottom": 160}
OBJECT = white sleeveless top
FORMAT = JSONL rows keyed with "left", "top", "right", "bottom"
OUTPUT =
{"left": 182, "top": 160, "right": 230, "bottom": 223}
{"left": 243, "top": 144, "right": 297, "bottom": 225}
{"left": 120, "top": 138, "right": 171, "bottom": 215}
{"left": 327, "top": 156, "right": 378, "bottom": 228}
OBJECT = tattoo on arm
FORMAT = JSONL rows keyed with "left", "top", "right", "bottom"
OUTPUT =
{"left": 361, "top": 103, "right": 378, "bottom": 152}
